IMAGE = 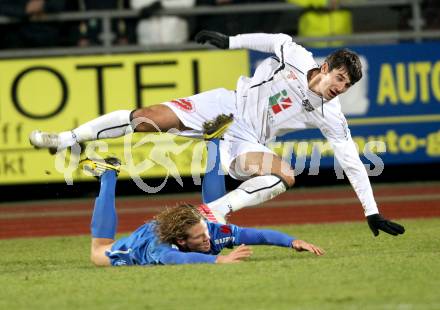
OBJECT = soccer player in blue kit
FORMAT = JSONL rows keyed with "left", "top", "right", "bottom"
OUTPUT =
{"left": 84, "top": 157, "right": 324, "bottom": 267}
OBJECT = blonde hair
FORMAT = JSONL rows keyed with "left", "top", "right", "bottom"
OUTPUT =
{"left": 155, "top": 204, "right": 203, "bottom": 244}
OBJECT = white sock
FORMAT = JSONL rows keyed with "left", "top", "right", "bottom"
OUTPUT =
{"left": 58, "top": 110, "right": 134, "bottom": 148}
{"left": 58, "top": 131, "right": 77, "bottom": 149}
{"left": 207, "top": 175, "right": 287, "bottom": 217}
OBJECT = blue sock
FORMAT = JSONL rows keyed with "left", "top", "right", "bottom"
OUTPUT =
{"left": 90, "top": 170, "right": 118, "bottom": 239}
{"left": 202, "top": 139, "right": 226, "bottom": 204}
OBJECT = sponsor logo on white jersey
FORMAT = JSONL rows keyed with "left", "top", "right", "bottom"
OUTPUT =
{"left": 269, "top": 89, "right": 293, "bottom": 114}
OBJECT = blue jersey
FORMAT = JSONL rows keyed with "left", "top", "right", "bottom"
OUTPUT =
{"left": 106, "top": 220, "right": 295, "bottom": 266}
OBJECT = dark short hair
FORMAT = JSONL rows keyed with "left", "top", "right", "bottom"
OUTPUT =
{"left": 325, "top": 48, "right": 362, "bottom": 85}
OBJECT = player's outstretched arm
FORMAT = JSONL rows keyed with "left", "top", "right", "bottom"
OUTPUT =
{"left": 233, "top": 227, "right": 324, "bottom": 256}
{"left": 322, "top": 113, "right": 406, "bottom": 237}
{"left": 195, "top": 30, "right": 292, "bottom": 55}
{"left": 216, "top": 244, "right": 253, "bottom": 264}
{"left": 292, "top": 240, "right": 325, "bottom": 256}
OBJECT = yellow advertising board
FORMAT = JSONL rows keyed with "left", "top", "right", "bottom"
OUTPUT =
{"left": 0, "top": 50, "right": 249, "bottom": 184}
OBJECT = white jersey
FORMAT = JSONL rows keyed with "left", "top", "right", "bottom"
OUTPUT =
{"left": 230, "top": 33, "right": 378, "bottom": 216}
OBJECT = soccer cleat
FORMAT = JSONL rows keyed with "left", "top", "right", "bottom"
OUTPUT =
{"left": 197, "top": 204, "right": 226, "bottom": 224}
{"left": 80, "top": 157, "right": 121, "bottom": 177}
{"left": 29, "top": 130, "right": 60, "bottom": 154}
{"left": 202, "top": 113, "right": 234, "bottom": 140}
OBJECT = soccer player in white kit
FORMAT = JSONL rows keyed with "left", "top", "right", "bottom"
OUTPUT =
{"left": 30, "top": 30, "right": 404, "bottom": 237}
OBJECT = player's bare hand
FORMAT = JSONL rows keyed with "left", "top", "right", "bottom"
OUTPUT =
{"left": 292, "top": 239, "right": 325, "bottom": 256}
{"left": 216, "top": 244, "right": 252, "bottom": 264}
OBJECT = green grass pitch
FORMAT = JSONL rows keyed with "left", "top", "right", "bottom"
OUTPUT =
{"left": 1, "top": 218, "right": 439, "bottom": 310}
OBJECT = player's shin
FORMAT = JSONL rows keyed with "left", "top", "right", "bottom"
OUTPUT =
{"left": 207, "top": 175, "right": 287, "bottom": 218}
{"left": 202, "top": 139, "right": 226, "bottom": 204}
{"left": 90, "top": 170, "right": 118, "bottom": 239}
{"left": 30, "top": 110, "right": 135, "bottom": 151}
{"left": 70, "top": 110, "right": 134, "bottom": 146}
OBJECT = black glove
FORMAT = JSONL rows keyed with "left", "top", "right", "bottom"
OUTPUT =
{"left": 139, "top": 1, "right": 162, "bottom": 19}
{"left": 367, "top": 213, "right": 405, "bottom": 236}
{"left": 195, "top": 30, "right": 229, "bottom": 49}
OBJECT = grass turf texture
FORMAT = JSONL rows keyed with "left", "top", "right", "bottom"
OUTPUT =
{"left": 1, "top": 218, "right": 439, "bottom": 310}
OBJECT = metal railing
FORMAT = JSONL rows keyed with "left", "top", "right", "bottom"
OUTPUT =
{"left": 0, "top": 0, "right": 437, "bottom": 59}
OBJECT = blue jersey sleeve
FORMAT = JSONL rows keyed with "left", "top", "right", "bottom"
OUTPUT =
{"left": 207, "top": 222, "right": 295, "bottom": 250}
{"left": 159, "top": 248, "right": 217, "bottom": 265}
{"left": 235, "top": 227, "right": 295, "bottom": 248}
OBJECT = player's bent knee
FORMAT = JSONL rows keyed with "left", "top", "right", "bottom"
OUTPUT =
{"left": 130, "top": 107, "right": 156, "bottom": 132}
{"left": 131, "top": 105, "right": 184, "bottom": 132}
{"left": 275, "top": 163, "right": 295, "bottom": 188}
{"left": 268, "top": 173, "right": 294, "bottom": 189}
{"left": 90, "top": 253, "right": 110, "bottom": 267}
{"left": 282, "top": 175, "right": 295, "bottom": 188}
{"left": 90, "top": 240, "right": 113, "bottom": 266}
{"left": 259, "top": 171, "right": 294, "bottom": 189}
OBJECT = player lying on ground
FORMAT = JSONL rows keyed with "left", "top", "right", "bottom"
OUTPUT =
{"left": 85, "top": 157, "right": 324, "bottom": 266}
{"left": 30, "top": 31, "right": 404, "bottom": 237}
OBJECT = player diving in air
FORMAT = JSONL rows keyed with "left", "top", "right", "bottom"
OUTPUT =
{"left": 30, "top": 31, "right": 404, "bottom": 237}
